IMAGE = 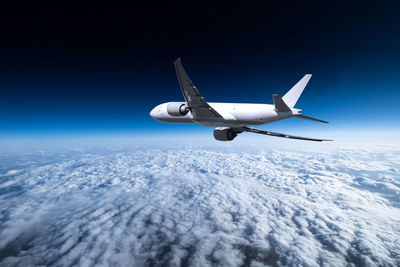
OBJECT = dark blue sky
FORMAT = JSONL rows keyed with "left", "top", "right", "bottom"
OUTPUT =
{"left": 0, "top": 2, "right": 399, "bottom": 137}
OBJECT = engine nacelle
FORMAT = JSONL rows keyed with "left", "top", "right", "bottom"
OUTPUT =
{"left": 167, "top": 102, "right": 189, "bottom": 116}
{"left": 213, "top": 127, "right": 238, "bottom": 141}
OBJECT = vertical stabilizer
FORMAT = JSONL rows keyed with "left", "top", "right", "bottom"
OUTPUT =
{"left": 282, "top": 74, "right": 312, "bottom": 107}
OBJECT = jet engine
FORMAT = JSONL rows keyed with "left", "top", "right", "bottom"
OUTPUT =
{"left": 213, "top": 127, "right": 238, "bottom": 141}
{"left": 167, "top": 102, "right": 189, "bottom": 116}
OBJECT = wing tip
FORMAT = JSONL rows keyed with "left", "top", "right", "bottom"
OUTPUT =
{"left": 320, "top": 139, "right": 334, "bottom": 142}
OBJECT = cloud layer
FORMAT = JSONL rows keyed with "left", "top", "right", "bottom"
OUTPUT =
{"left": 0, "top": 145, "right": 399, "bottom": 266}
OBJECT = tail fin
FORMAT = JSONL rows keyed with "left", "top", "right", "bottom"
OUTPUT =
{"left": 282, "top": 74, "right": 312, "bottom": 107}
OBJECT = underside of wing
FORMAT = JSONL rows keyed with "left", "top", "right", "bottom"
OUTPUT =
{"left": 174, "top": 58, "right": 222, "bottom": 119}
{"left": 238, "top": 126, "right": 333, "bottom": 142}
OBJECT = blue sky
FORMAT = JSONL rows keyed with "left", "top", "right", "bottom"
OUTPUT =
{"left": 0, "top": 2, "right": 399, "bottom": 140}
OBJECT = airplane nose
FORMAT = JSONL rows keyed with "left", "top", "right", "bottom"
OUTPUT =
{"left": 150, "top": 107, "right": 157, "bottom": 118}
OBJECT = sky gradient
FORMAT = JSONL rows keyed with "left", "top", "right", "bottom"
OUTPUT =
{"left": 0, "top": 2, "right": 399, "bottom": 138}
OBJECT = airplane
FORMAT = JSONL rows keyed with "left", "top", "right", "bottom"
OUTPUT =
{"left": 150, "top": 58, "right": 332, "bottom": 142}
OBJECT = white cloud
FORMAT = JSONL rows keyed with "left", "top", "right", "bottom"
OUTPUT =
{"left": 0, "top": 145, "right": 399, "bottom": 266}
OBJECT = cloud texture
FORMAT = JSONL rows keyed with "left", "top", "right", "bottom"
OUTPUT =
{"left": 0, "top": 145, "right": 399, "bottom": 266}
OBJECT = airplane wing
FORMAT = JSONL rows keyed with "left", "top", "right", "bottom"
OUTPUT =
{"left": 174, "top": 58, "right": 223, "bottom": 119}
{"left": 239, "top": 126, "right": 333, "bottom": 142}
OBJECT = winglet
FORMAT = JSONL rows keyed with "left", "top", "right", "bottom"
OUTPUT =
{"left": 282, "top": 74, "right": 312, "bottom": 107}
{"left": 273, "top": 94, "right": 291, "bottom": 112}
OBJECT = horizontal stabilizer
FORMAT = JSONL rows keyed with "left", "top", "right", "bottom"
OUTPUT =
{"left": 282, "top": 74, "right": 312, "bottom": 107}
{"left": 295, "top": 114, "right": 329, "bottom": 123}
{"left": 273, "top": 94, "right": 291, "bottom": 112}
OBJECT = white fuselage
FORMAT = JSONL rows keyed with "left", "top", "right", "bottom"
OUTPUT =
{"left": 150, "top": 102, "right": 301, "bottom": 127}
